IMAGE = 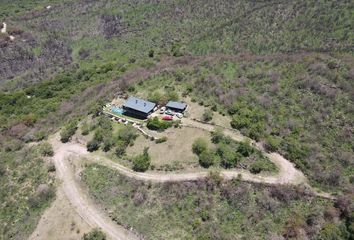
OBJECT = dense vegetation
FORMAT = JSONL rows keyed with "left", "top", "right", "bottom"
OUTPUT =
{"left": 82, "top": 164, "right": 353, "bottom": 240}
{"left": 146, "top": 117, "right": 174, "bottom": 131}
{"left": 84, "top": 116, "right": 139, "bottom": 154}
{"left": 0, "top": 0, "right": 353, "bottom": 238}
{"left": 0, "top": 144, "right": 55, "bottom": 240}
{"left": 192, "top": 130, "right": 277, "bottom": 173}
{"left": 133, "top": 55, "right": 354, "bottom": 193}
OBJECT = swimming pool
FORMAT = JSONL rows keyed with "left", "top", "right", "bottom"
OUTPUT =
{"left": 112, "top": 107, "right": 124, "bottom": 115}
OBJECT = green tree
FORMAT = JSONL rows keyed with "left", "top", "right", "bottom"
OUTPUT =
{"left": 116, "top": 126, "right": 138, "bottom": 145}
{"left": 217, "top": 143, "right": 239, "bottom": 168}
{"left": 199, "top": 150, "right": 217, "bottom": 168}
{"left": 192, "top": 138, "right": 208, "bottom": 156}
{"left": 237, "top": 140, "right": 254, "bottom": 157}
{"left": 115, "top": 141, "right": 126, "bottom": 157}
{"left": 133, "top": 147, "right": 151, "bottom": 172}
{"left": 82, "top": 229, "right": 106, "bottom": 240}
{"left": 211, "top": 128, "right": 225, "bottom": 144}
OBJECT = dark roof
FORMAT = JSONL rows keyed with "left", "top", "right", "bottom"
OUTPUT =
{"left": 123, "top": 96, "right": 156, "bottom": 113}
{"left": 166, "top": 101, "right": 187, "bottom": 110}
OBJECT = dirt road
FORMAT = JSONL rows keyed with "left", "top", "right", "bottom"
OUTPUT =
{"left": 181, "top": 118, "right": 307, "bottom": 185}
{"left": 49, "top": 134, "right": 140, "bottom": 240}
{"left": 47, "top": 118, "right": 333, "bottom": 240}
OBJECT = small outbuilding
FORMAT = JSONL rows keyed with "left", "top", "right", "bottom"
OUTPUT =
{"left": 166, "top": 101, "right": 187, "bottom": 113}
{"left": 123, "top": 96, "right": 156, "bottom": 119}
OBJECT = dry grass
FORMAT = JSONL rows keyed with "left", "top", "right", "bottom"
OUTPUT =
{"left": 184, "top": 97, "right": 231, "bottom": 128}
{"left": 126, "top": 126, "right": 212, "bottom": 170}
{"left": 29, "top": 190, "right": 92, "bottom": 240}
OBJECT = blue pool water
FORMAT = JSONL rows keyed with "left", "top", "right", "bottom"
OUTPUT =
{"left": 112, "top": 107, "right": 124, "bottom": 115}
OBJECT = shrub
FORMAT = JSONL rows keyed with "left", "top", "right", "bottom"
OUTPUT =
{"left": 87, "top": 139, "right": 100, "bottom": 152}
{"left": 148, "top": 91, "right": 167, "bottom": 105}
{"left": 81, "top": 122, "right": 90, "bottom": 135}
{"left": 28, "top": 184, "right": 55, "bottom": 209}
{"left": 283, "top": 141, "right": 309, "bottom": 170}
{"left": 250, "top": 162, "right": 263, "bottom": 174}
{"left": 264, "top": 135, "right": 281, "bottom": 152}
{"left": 93, "top": 128, "right": 104, "bottom": 142}
{"left": 0, "top": 164, "right": 6, "bottom": 177}
{"left": 102, "top": 138, "right": 114, "bottom": 152}
{"left": 34, "top": 130, "right": 47, "bottom": 141}
{"left": 155, "top": 136, "right": 167, "bottom": 144}
{"left": 171, "top": 43, "right": 183, "bottom": 57}
{"left": 147, "top": 117, "right": 173, "bottom": 131}
{"left": 60, "top": 120, "right": 78, "bottom": 143}
{"left": 133, "top": 147, "right": 151, "bottom": 172}
{"left": 250, "top": 159, "right": 276, "bottom": 174}
{"left": 237, "top": 140, "right": 254, "bottom": 157}
{"left": 167, "top": 91, "right": 179, "bottom": 101}
{"left": 148, "top": 49, "right": 154, "bottom": 58}
{"left": 22, "top": 113, "right": 37, "bottom": 127}
{"left": 116, "top": 126, "right": 138, "bottom": 145}
{"left": 192, "top": 138, "right": 208, "bottom": 156}
{"left": 115, "top": 141, "right": 126, "bottom": 157}
{"left": 38, "top": 142, "right": 54, "bottom": 157}
{"left": 318, "top": 223, "right": 350, "bottom": 240}
{"left": 82, "top": 229, "right": 106, "bottom": 240}
{"left": 47, "top": 162, "right": 56, "bottom": 172}
{"left": 217, "top": 144, "right": 240, "bottom": 168}
{"left": 89, "top": 101, "right": 104, "bottom": 117}
{"left": 202, "top": 109, "right": 213, "bottom": 122}
{"left": 199, "top": 150, "right": 217, "bottom": 168}
{"left": 230, "top": 115, "right": 251, "bottom": 129}
{"left": 211, "top": 128, "right": 225, "bottom": 144}
{"left": 173, "top": 120, "right": 181, "bottom": 128}
{"left": 248, "top": 122, "right": 265, "bottom": 141}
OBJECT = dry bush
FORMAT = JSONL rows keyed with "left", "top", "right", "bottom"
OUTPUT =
{"left": 309, "top": 62, "right": 328, "bottom": 76}
{"left": 100, "top": 14, "right": 124, "bottom": 39}
{"left": 132, "top": 190, "right": 146, "bottom": 206}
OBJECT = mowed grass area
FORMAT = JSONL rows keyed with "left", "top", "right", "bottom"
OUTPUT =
{"left": 82, "top": 164, "right": 344, "bottom": 240}
{"left": 126, "top": 126, "right": 212, "bottom": 171}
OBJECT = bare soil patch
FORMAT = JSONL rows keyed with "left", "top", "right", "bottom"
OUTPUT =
{"left": 29, "top": 189, "right": 92, "bottom": 240}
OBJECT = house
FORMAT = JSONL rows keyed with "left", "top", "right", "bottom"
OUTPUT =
{"left": 166, "top": 101, "right": 187, "bottom": 113}
{"left": 122, "top": 96, "right": 156, "bottom": 119}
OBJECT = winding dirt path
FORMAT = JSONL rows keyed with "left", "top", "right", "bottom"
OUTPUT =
{"left": 50, "top": 114, "right": 333, "bottom": 240}
{"left": 49, "top": 134, "right": 140, "bottom": 240}
{"left": 48, "top": 117, "right": 334, "bottom": 240}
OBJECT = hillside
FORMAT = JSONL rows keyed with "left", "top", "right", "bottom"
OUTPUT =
{"left": 0, "top": 0, "right": 353, "bottom": 239}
